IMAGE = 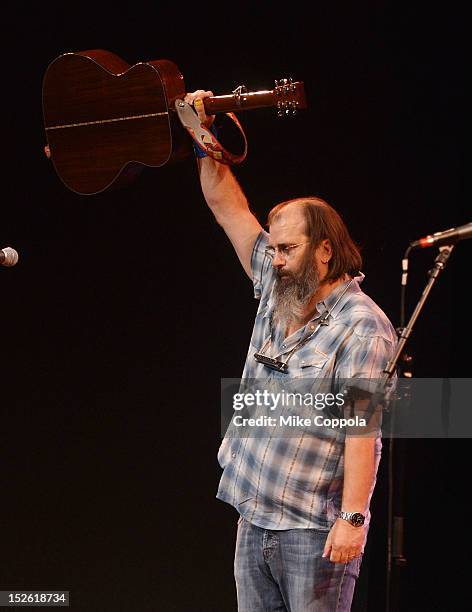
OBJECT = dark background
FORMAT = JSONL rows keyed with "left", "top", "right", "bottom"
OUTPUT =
{"left": 1, "top": 2, "right": 467, "bottom": 611}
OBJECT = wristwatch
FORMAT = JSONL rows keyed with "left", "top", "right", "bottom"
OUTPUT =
{"left": 339, "top": 511, "right": 366, "bottom": 527}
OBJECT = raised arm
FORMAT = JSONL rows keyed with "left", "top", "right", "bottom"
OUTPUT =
{"left": 184, "top": 90, "right": 263, "bottom": 279}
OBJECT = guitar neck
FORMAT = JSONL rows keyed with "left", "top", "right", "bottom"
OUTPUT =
{"left": 202, "top": 81, "right": 307, "bottom": 115}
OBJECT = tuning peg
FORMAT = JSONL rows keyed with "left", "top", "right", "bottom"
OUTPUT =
{"left": 276, "top": 99, "right": 299, "bottom": 118}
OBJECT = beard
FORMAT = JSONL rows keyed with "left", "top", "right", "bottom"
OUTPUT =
{"left": 272, "top": 256, "right": 320, "bottom": 329}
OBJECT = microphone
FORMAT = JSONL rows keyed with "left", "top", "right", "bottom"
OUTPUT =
{"left": 1, "top": 246, "right": 19, "bottom": 267}
{"left": 410, "top": 222, "right": 472, "bottom": 250}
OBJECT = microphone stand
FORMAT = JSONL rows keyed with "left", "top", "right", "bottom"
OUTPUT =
{"left": 382, "top": 244, "right": 455, "bottom": 612}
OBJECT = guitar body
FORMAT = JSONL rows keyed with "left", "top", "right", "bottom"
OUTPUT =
{"left": 42, "top": 50, "right": 189, "bottom": 195}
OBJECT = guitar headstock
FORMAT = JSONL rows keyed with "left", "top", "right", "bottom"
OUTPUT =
{"left": 273, "top": 78, "right": 307, "bottom": 116}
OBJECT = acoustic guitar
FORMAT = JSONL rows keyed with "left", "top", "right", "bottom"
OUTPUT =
{"left": 42, "top": 50, "right": 307, "bottom": 195}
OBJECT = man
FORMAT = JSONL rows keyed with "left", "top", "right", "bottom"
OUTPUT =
{"left": 185, "top": 90, "right": 397, "bottom": 611}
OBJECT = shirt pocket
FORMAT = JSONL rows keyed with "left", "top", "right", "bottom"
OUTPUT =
{"left": 288, "top": 353, "right": 330, "bottom": 380}
{"left": 285, "top": 355, "right": 333, "bottom": 420}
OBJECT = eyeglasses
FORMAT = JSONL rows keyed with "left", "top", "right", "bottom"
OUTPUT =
{"left": 264, "top": 242, "right": 309, "bottom": 260}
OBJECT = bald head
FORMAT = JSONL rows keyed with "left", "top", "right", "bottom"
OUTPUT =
{"left": 267, "top": 196, "right": 362, "bottom": 282}
{"left": 269, "top": 203, "right": 308, "bottom": 245}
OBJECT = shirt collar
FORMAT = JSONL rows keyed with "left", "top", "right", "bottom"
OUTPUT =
{"left": 314, "top": 272, "right": 364, "bottom": 321}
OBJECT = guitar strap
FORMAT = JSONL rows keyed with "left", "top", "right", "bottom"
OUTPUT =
{"left": 174, "top": 99, "right": 248, "bottom": 165}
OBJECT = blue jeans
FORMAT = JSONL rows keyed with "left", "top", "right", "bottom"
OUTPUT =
{"left": 234, "top": 517, "right": 363, "bottom": 612}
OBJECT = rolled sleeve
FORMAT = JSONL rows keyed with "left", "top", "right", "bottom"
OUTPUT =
{"left": 336, "top": 334, "right": 397, "bottom": 435}
{"left": 250, "top": 230, "right": 272, "bottom": 299}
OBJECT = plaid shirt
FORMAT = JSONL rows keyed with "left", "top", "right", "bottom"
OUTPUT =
{"left": 216, "top": 230, "right": 397, "bottom": 530}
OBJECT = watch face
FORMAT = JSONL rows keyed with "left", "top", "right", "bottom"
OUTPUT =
{"left": 350, "top": 512, "right": 365, "bottom": 526}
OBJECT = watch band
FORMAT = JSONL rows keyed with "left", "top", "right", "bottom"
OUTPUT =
{"left": 339, "top": 511, "right": 365, "bottom": 526}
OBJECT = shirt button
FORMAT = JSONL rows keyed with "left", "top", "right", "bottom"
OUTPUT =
{"left": 282, "top": 344, "right": 286, "bottom": 349}
{"left": 232, "top": 452, "right": 237, "bottom": 459}
{"left": 310, "top": 325, "right": 315, "bottom": 330}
